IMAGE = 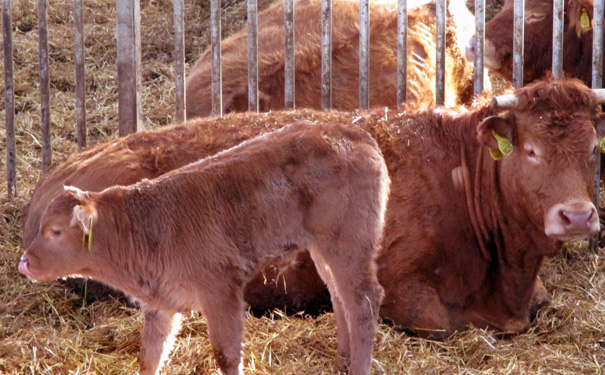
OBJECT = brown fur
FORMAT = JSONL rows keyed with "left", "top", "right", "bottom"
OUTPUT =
{"left": 20, "top": 122, "right": 390, "bottom": 375}
{"left": 22, "top": 79, "right": 603, "bottom": 337}
{"left": 469, "top": 0, "right": 600, "bottom": 85}
{"left": 186, "top": 0, "right": 484, "bottom": 118}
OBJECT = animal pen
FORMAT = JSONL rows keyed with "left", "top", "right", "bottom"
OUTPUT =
{"left": 2, "top": 0, "right": 605, "bottom": 373}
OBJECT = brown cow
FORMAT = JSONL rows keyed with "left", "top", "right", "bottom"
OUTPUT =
{"left": 465, "top": 0, "right": 601, "bottom": 85}
{"left": 19, "top": 122, "right": 389, "bottom": 375}
{"left": 186, "top": 0, "right": 484, "bottom": 117}
{"left": 22, "top": 79, "right": 604, "bottom": 338}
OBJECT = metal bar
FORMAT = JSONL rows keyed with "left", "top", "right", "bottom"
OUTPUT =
{"left": 473, "top": 0, "right": 485, "bottom": 95}
{"left": 247, "top": 0, "right": 258, "bottom": 112}
{"left": 396, "top": 0, "right": 407, "bottom": 108}
{"left": 552, "top": 0, "right": 564, "bottom": 79}
{"left": 74, "top": 0, "right": 86, "bottom": 149}
{"left": 512, "top": 0, "right": 524, "bottom": 88}
{"left": 3, "top": 0, "right": 16, "bottom": 197}
{"left": 38, "top": 0, "right": 51, "bottom": 169}
{"left": 321, "top": 0, "right": 332, "bottom": 110}
{"left": 174, "top": 0, "right": 186, "bottom": 123}
{"left": 211, "top": 0, "right": 222, "bottom": 116}
{"left": 284, "top": 0, "right": 295, "bottom": 109}
{"left": 590, "top": 0, "right": 604, "bottom": 252}
{"left": 435, "top": 0, "right": 445, "bottom": 105}
{"left": 116, "top": 0, "right": 141, "bottom": 135}
{"left": 359, "top": 0, "right": 369, "bottom": 109}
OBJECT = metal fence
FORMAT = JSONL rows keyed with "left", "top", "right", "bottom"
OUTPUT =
{"left": 3, "top": 0, "right": 605, "bottom": 250}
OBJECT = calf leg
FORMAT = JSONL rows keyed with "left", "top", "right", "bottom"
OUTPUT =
{"left": 310, "top": 248, "right": 383, "bottom": 375}
{"left": 201, "top": 286, "right": 246, "bottom": 375}
{"left": 139, "top": 307, "right": 182, "bottom": 375}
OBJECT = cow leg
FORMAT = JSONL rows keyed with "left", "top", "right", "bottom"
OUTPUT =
{"left": 309, "top": 247, "right": 382, "bottom": 375}
{"left": 201, "top": 286, "right": 246, "bottom": 375}
{"left": 139, "top": 307, "right": 182, "bottom": 375}
{"left": 529, "top": 277, "right": 551, "bottom": 320}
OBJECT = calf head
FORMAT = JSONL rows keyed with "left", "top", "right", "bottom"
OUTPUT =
{"left": 477, "top": 79, "right": 603, "bottom": 249}
{"left": 19, "top": 186, "right": 98, "bottom": 282}
{"left": 466, "top": 0, "right": 595, "bottom": 83}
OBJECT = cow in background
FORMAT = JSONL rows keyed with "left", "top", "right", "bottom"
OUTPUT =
{"left": 465, "top": 0, "right": 600, "bottom": 86}
{"left": 186, "top": 0, "right": 487, "bottom": 118}
{"left": 22, "top": 79, "right": 604, "bottom": 337}
{"left": 20, "top": 122, "right": 390, "bottom": 375}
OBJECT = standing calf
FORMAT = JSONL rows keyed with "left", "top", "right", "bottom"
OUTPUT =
{"left": 18, "top": 122, "right": 389, "bottom": 375}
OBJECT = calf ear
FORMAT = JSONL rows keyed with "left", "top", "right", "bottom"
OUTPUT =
{"left": 64, "top": 186, "right": 97, "bottom": 233}
{"left": 477, "top": 116, "right": 514, "bottom": 151}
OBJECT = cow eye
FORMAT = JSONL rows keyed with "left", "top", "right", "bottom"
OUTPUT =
{"left": 525, "top": 12, "right": 545, "bottom": 24}
{"left": 50, "top": 228, "right": 61, "bottom": 237}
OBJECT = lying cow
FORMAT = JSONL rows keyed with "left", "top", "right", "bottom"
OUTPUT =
{"left": 465, "top": 0, "right": 601, "bottom": 86}
{"left": 186, "top": 0, "right": 484, "bottom": 117}
{"left": 19, "top": 122, "right": 389, "bottom": 375}
{"left": 22, "top": 78, "right": 603, "bottom": 337}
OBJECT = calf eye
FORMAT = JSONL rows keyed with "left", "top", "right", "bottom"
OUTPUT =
{"left": 51, "top": 228, "right": 61, "bottom": 236}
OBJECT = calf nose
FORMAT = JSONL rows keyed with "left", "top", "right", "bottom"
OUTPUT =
{"left": 465, "top": 36, "right": 476, "bottom": 61}
{"left": 545, "top": 202, "right": 599, "bottom": 240}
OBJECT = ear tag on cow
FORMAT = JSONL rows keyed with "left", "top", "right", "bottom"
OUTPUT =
{"left": 600, "top": 137, "right": 605, "bottom": 153}
{"left": 489, "top": 148, "right": 503, "bottom": 161}
{"left": 491, "top": 130, "right": 513, "bottom": 156}
{"left": 581, "top": 8, "right": 590, "bottom": 29}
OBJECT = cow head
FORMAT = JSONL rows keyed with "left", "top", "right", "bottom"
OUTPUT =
{"left": 465, "top": 0, "right": 595, "bottom": 84}
{"left": 477, "top": 79, "right": 603, "bottom": 246}
{"left": 19, "top": 186, "right": 98, "bottom": 282}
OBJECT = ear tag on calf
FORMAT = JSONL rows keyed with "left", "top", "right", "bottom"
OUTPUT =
{"left": 600, "top": 137, "right": 605, "bottom": 153}
{"left": 490, "top": 130, "right": 513, "bottom": 156}
{"left": 82, "top": 216, "right": 94, "bottom": 251}
{"left": 581, "top": 8, "right": 590, "bottom": 29}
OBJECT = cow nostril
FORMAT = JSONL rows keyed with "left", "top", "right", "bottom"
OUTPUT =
{"left": 465, "top": 39, "right": 476, "bottom": 61}
{"left": 558, "top": 210, "right": 572, "bottom": 226}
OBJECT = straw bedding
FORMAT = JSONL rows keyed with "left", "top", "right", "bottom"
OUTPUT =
{"left": 0, "top": 0, "right": 603, "bottom": 373}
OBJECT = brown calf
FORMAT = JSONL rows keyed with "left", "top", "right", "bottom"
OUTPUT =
{"left": 186, "top": 0, "right": 484, "bottom": 118}
{"left": 19, "top": 122, "right": 389, "bottom": 375}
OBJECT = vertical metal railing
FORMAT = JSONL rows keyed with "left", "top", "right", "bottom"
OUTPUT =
{"left": 435, "top": 0, "right": 445, "bottom": 105}
{"left": 551, "top": 0, "right": 564, "bottom": 79}
{"left": 247, "top": 0, "right": 259, "bottom": 112}
{"left": 591, "top": 0, "right": 604, "bottom": 252}
{"left": 396, "top": 0, "right": 407, "bottom": 109}
{"left": 211, "top": 0, "right": 222, "bottom": 116}
{"left": 174, "top": 0, "right": 186, "bottom": 123}
{"left": 284, "top": 0, "right": 295, "bottom": 109}
{"left": 321, "top": 0, "right": 332, "bottom": 110}
{"left": 116, "top": 0, "right": 141, "bottom": 135}
{"left": 473, "top": 0, "right": 485, "bottom": 95}
{"left": 3, "top": 0, "right": 16, "bottom": 197}
{"left": 359, "top": 0, "right": 369, "bottom": 109}
{"left": 512, "top": 0, "right": 524, "bottom": 87}
{"left": 74, "top": 0, "right": 86, "bottom": 149}
{"left": 38, "top": 0, "right": 52, "bottom": 169}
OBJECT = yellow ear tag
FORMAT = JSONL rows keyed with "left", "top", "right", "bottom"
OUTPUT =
{"left": 491, "top": 130, "right": 513, "bottom": 156}
{"left": 82, "top": 217, "right": 93, "bottom": 251}
{"left": 581, "top": 8, "right": 590, "bottom": 29}
{"left": 600, "top": 137, "right": 605, "bottom": 153}
{"left": 489, "top": 148, "right": 503, "bottom": 161}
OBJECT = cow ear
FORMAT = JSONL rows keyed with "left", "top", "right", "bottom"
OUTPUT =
{"left": 477, "top": 116, "right": 514, "bottom": 151}
{"left": 64, "top": 186, "right": 97, "bottom": 233}
{"left": 596, "top": 114, "right": 605, "bottom": 152}
{"left": 568, "top": 2, "right": 592, "bottom": 37}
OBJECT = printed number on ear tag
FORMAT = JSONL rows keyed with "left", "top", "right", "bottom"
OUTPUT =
{"left": 491, "top": 130, "right": 513, "bottom": 156}
{"left": 600, "top": 137, "right": 605, "bottom": 154}
{"left": 581, "top": 8, "right": 590, "bottom": 29}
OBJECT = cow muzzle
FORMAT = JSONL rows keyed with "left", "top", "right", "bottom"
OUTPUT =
{"left": 544, "top": 202, "right": 599, "bottom": 241}
{"left": 464, "top": 37, "right": 502, "bottom": 70}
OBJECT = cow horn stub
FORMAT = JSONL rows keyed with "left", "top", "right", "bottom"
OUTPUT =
{"left": 491, "top": 94, "right": 519, "bottom": 110}
{"left": 593, "top": 89, "right": 605, "bottom": 105}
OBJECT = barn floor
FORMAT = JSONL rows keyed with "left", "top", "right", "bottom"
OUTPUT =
{"left": 1, "top": 0, "right": 604, "bottom": 373}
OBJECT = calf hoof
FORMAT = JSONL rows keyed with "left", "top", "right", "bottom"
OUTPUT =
{"left": 529, "top": 278, "right": 551, "bottom": 321}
